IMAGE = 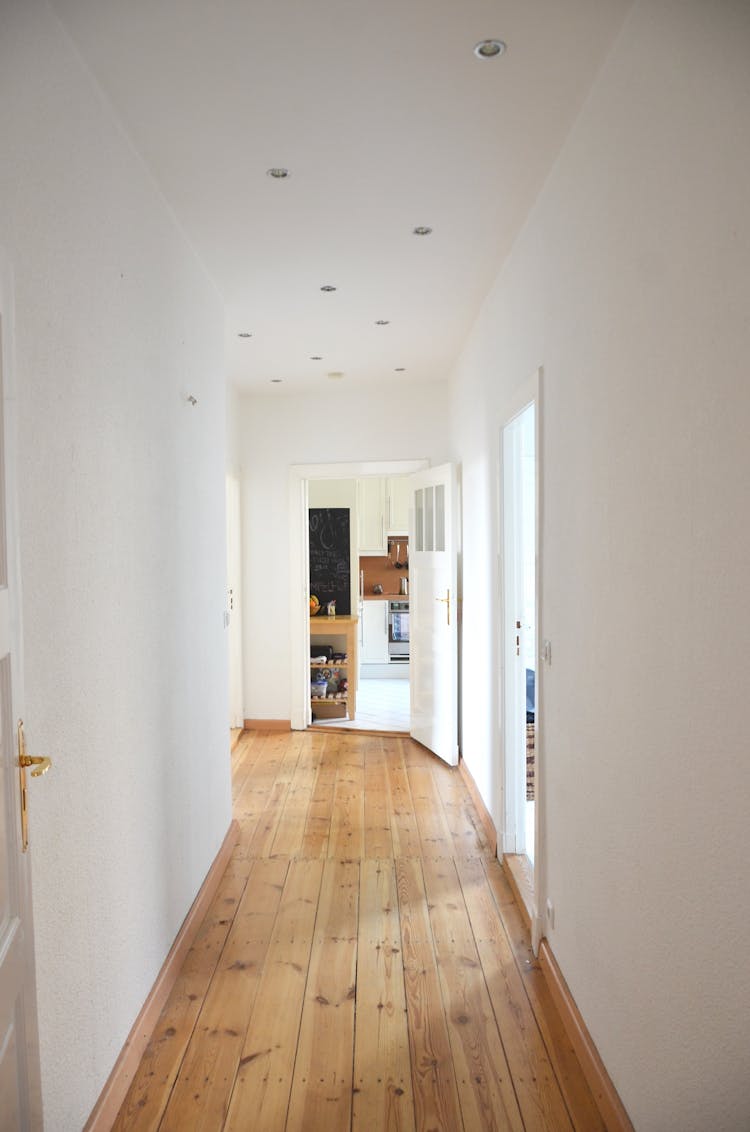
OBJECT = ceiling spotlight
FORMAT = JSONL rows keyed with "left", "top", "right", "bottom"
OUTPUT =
{"left": 270, "top": 378, "right": 283, "bottom": 384}
{"left": 237, "top": 332, "right": 253, "bottom": 338}
{"left": 375, "top": 319, "right": 390, "bottom": 326}
{"left": 413, "top": 226, "right": 433, "bottom": 236}
{"left": 327, "top": 371, "right": 345, "bottom": 380}
{"left": 473, "top": 39, "right": 506, "bottom": 59}
{"left": 266, "top": 167, "right": 290, "bottom": 179}
{"left": 395, "top": 367, "right": 406, "bottom": 372}
{"left": 310, "top": 355, "right": 323, "bottom": 361}
{"left": 320, "top": 285, "right": 337, "bottom": 292}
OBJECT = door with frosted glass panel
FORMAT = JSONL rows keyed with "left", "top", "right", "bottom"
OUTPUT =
{"left": 408, "top": 464, "right": 458, "bottom": 766}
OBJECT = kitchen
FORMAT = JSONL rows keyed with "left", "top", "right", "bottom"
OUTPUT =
{"left": 308, "top": 475, "right": 412, "bottom": 731}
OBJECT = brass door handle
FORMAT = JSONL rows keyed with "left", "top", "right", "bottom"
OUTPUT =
{"left": 20, "top": 755, "right": 52, "bottom": 777}
{"left": 435, "top": 588, "right": 451, "bottom": 626}
{"left": 17, "top": 719, "right": 52, "bottom": 852}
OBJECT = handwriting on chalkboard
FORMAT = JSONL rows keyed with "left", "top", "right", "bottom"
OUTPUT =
{"left": 309, "top": 508, "right": 351, "bottom": 615}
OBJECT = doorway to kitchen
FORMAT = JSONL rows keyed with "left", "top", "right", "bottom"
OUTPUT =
{"left": 307, "top": 476, "right": 411, "bottom": 734}
{"left": 288, "top": 460, "right": 427, "bottom": 735}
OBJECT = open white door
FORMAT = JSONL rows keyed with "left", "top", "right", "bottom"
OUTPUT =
{"left": 408, "top": 463, "right": 458, "bottom": 765}
{"left": 0, "top": 256, "right": 43, "bottom": 1128}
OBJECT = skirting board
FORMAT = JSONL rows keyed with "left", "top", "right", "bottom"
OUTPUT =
{"left": 539, "top": 940, "right": 635, "bottom": 1132}
{"left": 244, "top": 718, "right": 291, "bottom": 731}
{"left": 83, "top": 818, "right": 240, "bottom": 1131}
{"left": 503, "top": 853, "right": 535, "bottom": 930}
{"left": 458, "top": 756, "right": 497, "bottom": 857}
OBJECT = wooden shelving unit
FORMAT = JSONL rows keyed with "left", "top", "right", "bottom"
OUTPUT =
{"left": 309, "top": 616, "right": 358, "bottom": 721}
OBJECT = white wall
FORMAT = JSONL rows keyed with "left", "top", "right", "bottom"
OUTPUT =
{"left": 238, "top": 385, "right": 449, "bottom": 720}
{"left": 451, "top": 2, "right": 750, "bottom": 1129}
{"left": 0, "top": 3, "right": 232, "bottom": 1127}
{"left": 226, "top": 380, "right": 244, "bottom": 475}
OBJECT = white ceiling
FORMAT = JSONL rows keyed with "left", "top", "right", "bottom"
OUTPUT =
{"left": 51, "top": 0, "right": 632, "bottom": 394}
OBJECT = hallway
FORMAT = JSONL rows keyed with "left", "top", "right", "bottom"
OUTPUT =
{"left": 112, "top": 731, "right": 604, "bottom": 1130}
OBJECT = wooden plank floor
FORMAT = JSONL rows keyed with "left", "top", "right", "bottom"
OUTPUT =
{"left": 113, "top": 731, "right": 605, "bottom": 1131}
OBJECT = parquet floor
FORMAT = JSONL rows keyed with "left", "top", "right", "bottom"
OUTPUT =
{"left": 113, "top": 730, "right": 605, "bottom": 1131}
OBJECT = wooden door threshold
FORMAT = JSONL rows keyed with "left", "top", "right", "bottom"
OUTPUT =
{"left": 307, "top": 724, "right": 409, "bottom": 737}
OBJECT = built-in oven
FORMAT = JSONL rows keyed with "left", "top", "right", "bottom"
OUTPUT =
{"left": 388, "top": 600, "right": 409, "bottom": 664}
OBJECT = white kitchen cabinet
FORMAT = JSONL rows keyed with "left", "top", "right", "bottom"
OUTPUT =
{"left": 386, "top": 475, "right": 411, "bottom": 534}
{"left": 357, "top": 477, "right": 387, "bottom": 554}
{"left": 360, "top": 599, "right": 389, "bottom": 663}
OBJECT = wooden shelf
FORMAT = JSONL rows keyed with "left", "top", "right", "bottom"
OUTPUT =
{"left": 310, "top": 616, "right": 358, "bottom": 720}
{"left": 311, "top": 696, "right": 348, "bottom": 703}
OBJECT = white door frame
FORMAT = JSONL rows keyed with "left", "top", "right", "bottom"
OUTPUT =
{"left": 289, "top": 459, "right": 427, "bottom": 731}
{"left": 226, "top": 472, "right": 244, "bottom": 729}
{"left": 499, "top": 367, "right": 544, "bottom": 951}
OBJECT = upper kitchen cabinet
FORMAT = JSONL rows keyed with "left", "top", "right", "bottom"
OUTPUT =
{"left": 357, "top": 476, "right": 412, "bottom": 552}
{"left": 386, "top": 476, "right": 410, "bottom": 535}
{"left": 357, "top": 477, "right": 387, "bottom": 554}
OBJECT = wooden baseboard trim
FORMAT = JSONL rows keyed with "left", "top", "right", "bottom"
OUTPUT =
{"left": 458, "top": 756, "right": 497, "bottom": 857}
{"left": 84, "top": 818, "right": 240, "bottom": 1131}
{"left": 539, "top": 940, "right": 635, "bottom": 1132}
{"left": 243, "top": 718, "right": 291, "bottom": 731}
{"left": 502, "top": 853, "right": 534, "bottom": 930}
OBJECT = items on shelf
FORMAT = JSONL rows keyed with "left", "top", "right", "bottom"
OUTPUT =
{"left": 310, "top": 652, "right": 349, "bottom": 702}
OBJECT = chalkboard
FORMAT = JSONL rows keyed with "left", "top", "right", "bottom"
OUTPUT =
{"left": 309, "top": 508, "right": 351, "bottom": 616}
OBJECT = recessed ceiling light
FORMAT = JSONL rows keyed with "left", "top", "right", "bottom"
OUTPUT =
{"left": 395, "top": 367, "right": 406, "bottom": 372}
{"left": 270, "top": 378, "right": 283, "bottom": 383}
{"left": 237, "top": 332, "right": 253, "bottom": 338}
{"left": 375, "top": 319, "right": 390, "bottom": 326}
{"left": 310, "top": 355, "right": 323, "bottom": 361}
{"left": 320, "top": 285, "right": 337, "bottom": 292}
{"left": 266, "top": 167, "right": 290, "bottom": 179}
{"left": 413, "top": 226, "right": 433, "bottom": 236}
{"left": 473, "top": 39, "right": 506, "bottom": 59}
{"left": 327, "top": 371, "right": 345, "bottom": 380}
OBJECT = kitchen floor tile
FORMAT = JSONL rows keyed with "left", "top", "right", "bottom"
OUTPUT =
{"left": 311, "top": 677, "right": 409, "bottom": 732}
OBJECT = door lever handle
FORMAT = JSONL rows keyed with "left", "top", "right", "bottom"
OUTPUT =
{"left": 435, "top": 588, "right": 451, "bottom": 626}
{"left": 17, "top": 719, "right": 52, "bottom": 852}
{"left": 19, "top": 754, "right": 52, "bottom": 777}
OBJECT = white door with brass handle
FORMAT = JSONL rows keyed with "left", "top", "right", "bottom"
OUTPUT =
{"left": 407, "top": 463, "right": 459, "bottom": 766}
{"left": 0, "top": 254, "right": 44, "bottom": 1127}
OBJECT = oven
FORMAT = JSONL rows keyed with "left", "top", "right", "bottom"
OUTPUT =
{"left": 388, "top": 600, "right": 410, "bottom": 664}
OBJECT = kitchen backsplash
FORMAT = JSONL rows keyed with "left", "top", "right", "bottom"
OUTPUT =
{"left": 359, "top": 537, "right": 409, "bottom": 596}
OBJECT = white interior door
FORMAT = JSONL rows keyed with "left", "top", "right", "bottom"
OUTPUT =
{"left": 408, "top": 463, "right": 458, "bottom": 765}
{"left": 226, "top": 473, "right": 244, "bottom": 729}
{"left": 0, "top": 257, "right": 43, "bottom": 1128}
